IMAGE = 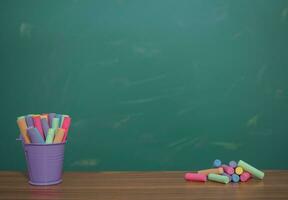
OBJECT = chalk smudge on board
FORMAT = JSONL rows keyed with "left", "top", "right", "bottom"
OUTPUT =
{"left": 120, "top": 96, "right": 163, "bottom": 104}
{"left": 281, "top": 7, "right": 288, "bottom": 21}
{"left": 128, "top": 74, "right": 167, "bottom": 86}
{"left": 113, "top": 113, "right": 143, "bottom": 128}
{"left": 172, "top": 138, "right": 199, "bottom": 151}
{"left": 275, "top": 89, "right": 285, "bottom": 99}
{"left": 211, "top": 141, "right": 241, "bottom": 150}
{"left": 257, "top": 65, "right": 268, "bottom": 83}
{"left": 168, "top": 137, "right": 205, "bottom": 151}
{"left": 176, "top": 20, "right": 187, "bottom": 28}
{"left": 19, "top": 22, "right": 32, "bottom": 38}
{"left": 232, "top": 31, "right": 243, "bottom": 40}
{"left": 246, "top": 114, "right": 259, "bottom": 128}
{"left": 121, "top": 92, "right": 183, "bottom": 104}
{"left": 214, "top": 5, "right": 229, "bottom": 22}
{"left": 113, "top": 116, "right": 131, "bottom": 128}
{"left": 133, "top": 46, "right": 161, "bottom": 57}
{"left": 97, "top": 58, "right": 119, "bottom": 66}
{"left": 168, "top": 138, "right": 190, "bottom": 148}
{"left": 249, "top": 129, "right": 273, "bottom": 136}
{"left": 177, "top": 107, "right": 197, "bottom": 116}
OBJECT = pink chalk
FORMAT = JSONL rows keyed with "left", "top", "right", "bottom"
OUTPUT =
{"left": 222, "top": 165, "right": 234, "bottom": 175}
{"left": 32, "top": 115, "right": 45, "bottom": 140}
{"left": 240, "top": 172, "right": 251, "bottom": 182}
{"left": 61, "top": 116, "right": 71, "bottom": 142}
{"left": 184, "top": 173, "right": 207, "bottom": 182}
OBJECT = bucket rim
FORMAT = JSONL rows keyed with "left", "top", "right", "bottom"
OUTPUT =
{"left": 16, "top": 136, "right": 66, "bottom": 146}
{"left": 23, "top": 142, "right": 66, "bottom": 146}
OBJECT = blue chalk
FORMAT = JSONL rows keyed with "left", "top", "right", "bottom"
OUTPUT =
{"left": 27, "top": 127, "right": 45, "bottom": 144}
{"left": 229, "top": 160, "right": 237, "bottom": 168}
{"left": 48, "top": 113, "right": 56, "bottom": 127}
{"left": 56, "top": 114, "right": 62, "bottom": 125}
{"left": 213, "top": 159, "right": 222, "bottom": 168}
{"left": 232, "top": 174, "right": 240, "bottom": 183}
{"left": 41, "top": 118, "right": 49, "bottom": 139}
{"left": 25, "top": 115, "right": 34, "bottom": 127}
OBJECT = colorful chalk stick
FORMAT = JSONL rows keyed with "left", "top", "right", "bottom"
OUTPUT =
{"left": 55, "top": 114, "right": 62, "bottom": 127}
{"left": 238, "top": 160, "right": 265, "bottom": 179}
{"left": 17, "top": 117, "right": 31, "bottom": 144}
{"left": 32, "top": 115, "right": 45, "bottom": 140}
{"left": 222, "top": 173, "right": 232, "bottom": 182}
{"left": 60, "top": 114, "right": 69, "bottom": 127}
{"left": 27, "top": 127, "right": 45, "bottom": 144}
{"left": 52, "top": 117, "right": 60, "bottom": 130}
{"left": 240, "top": 172, "right": 251, "bottom": 182}
{"left": 198, "top": 167, "right": 223, "bottom": 175}
{"left": 213, "top": 159, "right": 222, "bottom": 168}
{"left": 40, "top": 114, "right": 48, "bottom": 120}
{"left": 222, "top": 165, "right": 234, "bottom": 175}
{"left": 235, "top": 166, "right": 244, "bottom": 175}
{"left": 61, "top": 116, "right": 71, "bottom": 142}
{"left": 48, "top": 113, "right": 56, "bottom": 127}
{"left": 45, "top": 128, "right": 55, "bottom": 144}
{"left": 41, "top": 117, "right": 49, "bottom": 138}
{"left": 231, "top": 174, "right": 240, "bottom": 183}
{"left": 229, "top": 160, "right": 237, "bottom": 168}
{"left": 53, "top": 128, "right": 65, "bottom": 143}
{"left": 25, "top": 115, "right": 34, "bottom": 127}
{"left": 185, "top": 173, "right": 207, "bottom": 182}
{"left": 208, "top": 174, "right": 229, "bottom": 184}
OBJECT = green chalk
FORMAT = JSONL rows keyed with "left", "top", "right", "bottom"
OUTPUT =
{"left": 45, "top": 128, "right": 55, "bottom": 144}
{"left": 52, "top": 118, "right": 60, "bottom": 130}
{"left": 238, "top": 160, "right": 264, "bottom": 179}
{"left": 208, "top": 173, "right": 229, "bottom": 184}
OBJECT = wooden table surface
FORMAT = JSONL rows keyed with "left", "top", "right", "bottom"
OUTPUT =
{"left": 0, "top": 171, "right": 287, "bottom": 200}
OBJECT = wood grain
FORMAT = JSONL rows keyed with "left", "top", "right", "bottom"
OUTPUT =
{"left": 0, "top": 171, "right": 287, "bottom": 200}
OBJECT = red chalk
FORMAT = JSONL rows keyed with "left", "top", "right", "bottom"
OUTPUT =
{"left": 32, "top": 115, "right": 45, "bottom": 140}
{"left": 240, "top": 172, "right": 251, "bottom": 182}
{"left": 185, "top": 173, "right": 207, "bottom": 182}
{"left": 61, "top": 116, "right": 71, "bottom": 142}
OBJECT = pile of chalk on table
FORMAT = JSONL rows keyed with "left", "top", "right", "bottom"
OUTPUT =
{"left": 185, "top": 159, "right": 264, "bottom": 184}
{"left": 17, "top": 113, "right": 71, "bottom": 144}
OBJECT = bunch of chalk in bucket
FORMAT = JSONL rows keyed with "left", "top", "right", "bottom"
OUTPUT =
{"left": 185, "top": 159, "right": 265, "bottom": 184}
{"left": 16, "top": 113, "right": 71, "bottom": 186}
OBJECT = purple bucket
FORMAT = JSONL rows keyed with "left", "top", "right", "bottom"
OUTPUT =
{"left": 20, "top": 140, "right": 65, "bottom": 186}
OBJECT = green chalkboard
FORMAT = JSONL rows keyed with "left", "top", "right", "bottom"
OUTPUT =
{"left": 1, "top": 0, "right": 288, "bottom": 171}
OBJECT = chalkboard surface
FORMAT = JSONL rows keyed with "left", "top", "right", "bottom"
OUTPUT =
{"left": 1, "top": 0, "right": 288, "bottom": 170}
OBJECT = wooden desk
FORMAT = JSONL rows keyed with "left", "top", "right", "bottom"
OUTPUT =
{"left": 0, "top": 171, "right": 287, "bottom": 200}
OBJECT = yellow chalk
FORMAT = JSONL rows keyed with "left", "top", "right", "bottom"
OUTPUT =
{"left": 235, "top": 166, "right": 243, "bottom": 175}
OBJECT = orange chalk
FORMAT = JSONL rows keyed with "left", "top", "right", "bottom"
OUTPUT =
{"left": 17, "top": 117, "right": 31, "bottom": 144}
{"left": 53, "top": 128, "right": 65, "bottom": 143}
{"left": 40, "top": 114, "right": 48, "bottom": 120}
{"left": 198, "top": 167, "right": 224, "bottom": 175}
